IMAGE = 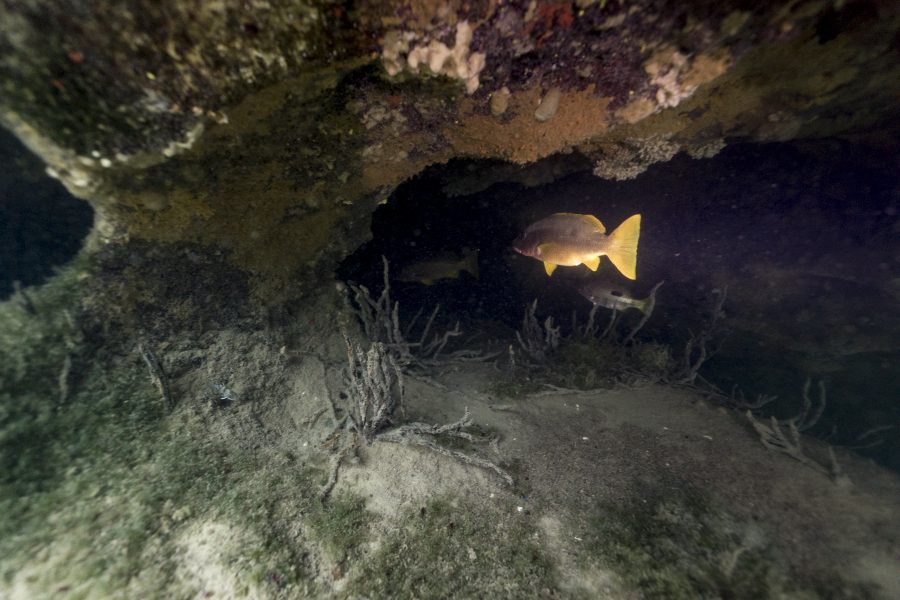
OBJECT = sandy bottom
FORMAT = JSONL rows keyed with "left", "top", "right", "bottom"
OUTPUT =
{"left": 336, "top": 363, "right": 900, "bottom": 597}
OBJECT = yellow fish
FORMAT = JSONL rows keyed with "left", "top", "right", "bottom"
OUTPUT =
{"left": 396, "top": 249, "right": 479, "bottom": 285}
{"left": 512, "top": 213, "right": 641, "bottom": 279}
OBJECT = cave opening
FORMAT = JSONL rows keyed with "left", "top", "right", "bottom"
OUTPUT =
{"left": 339, "top": 139, "right": 900, "bottom": 470}
{"left": 0, "top": 129, "right": 94, "bottom": 300}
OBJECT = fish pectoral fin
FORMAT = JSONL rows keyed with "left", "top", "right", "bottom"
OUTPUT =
{"left": 583, "top": 256, "right": 601, "bottom": 271}
{"left": 537, "top": 242, "right": 557, "bottom": 256}
{"left": 543, "top": 262, "right": 558, "bottom": 276}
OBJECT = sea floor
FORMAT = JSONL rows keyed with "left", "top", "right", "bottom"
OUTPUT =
{"left": 336, "top": 364, "right": 900, "bottom": 598}
{"left": 2, "top": 273, "right": 898, "bottom": 598}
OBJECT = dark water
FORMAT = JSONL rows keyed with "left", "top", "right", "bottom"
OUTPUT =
{"left": 0, "top": 129, "right": 93, "bottom": 298}
{"left": 339, "top": 140, "right": 900, "bottom": 471}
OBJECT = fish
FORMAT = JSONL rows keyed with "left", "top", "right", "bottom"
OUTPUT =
{"left": 577, "top": 280, "right": 652, "bottom": 314}
{"left": 512, "top": 213, "right": 641, "bottom": 279}
{"left": 396, "top": 249, "right": 479, "bottom": 285}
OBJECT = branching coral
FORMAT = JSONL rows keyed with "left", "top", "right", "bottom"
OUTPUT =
{"left": 320, "top": 332, "right": 510, "bottom": 500}
{"left": 515, "top": 299, "right": 560, "bottom": 364}
{"left": 376, "top": 408, "right": 512, "bottom": 485}
{"left": 321, "top": 264, "right": 508, "bottom": 501}
{"left": 344, "top": 335, "right": 405, "bottom": 443}
{"left": 745, "top": 378, "right": 849, "bottom": 485}
{"left": 346, "top": 257, "right": 483, "bottom": 369}
{"left": 673, "top": 286, "right": 727, "bottom": 386}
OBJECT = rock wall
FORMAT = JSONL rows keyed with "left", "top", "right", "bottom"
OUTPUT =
{"left": 2, "top": 0, "right": 899, "bottom": 296}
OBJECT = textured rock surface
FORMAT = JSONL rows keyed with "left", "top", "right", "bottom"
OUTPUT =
{"left": 2, "top": 0, "right": 899, "bottom": 290}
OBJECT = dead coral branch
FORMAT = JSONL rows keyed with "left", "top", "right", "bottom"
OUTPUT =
{"left": 138, "top": 341, "right": 174, "bottom": 410}
{"left": 745, "top": 378, "right": 845, "bottom": 483}
{"left": 623, "top": 280, "right": 665, "bottom": 345}
{"left": 576, "top": 304, "right": 618, "bottom": 341}
{"left": 343, "top": 332, "right": 405, "bottom": 443}
{"left": 746, "top": 412, "right": 829, "bottom": 476}
{"left": 745, "top": 411, "right": 847, "bottom": 485}
{"left": 377, "top": 408, "right": 513, "bottom": 485}
{"left": 321, "top": 334, "right": 508, "bottom": 501}
{"left": 516, "top": 299, "right": 560, "bottom": 364}
{"left": 346, "top": 256, "right": 470, "bottom": 367}
{"left": 346, "top": 256, "right": 415, "bottom": 366}
{"left": 321, "top": 332, "right": 403, "bottom": 502}
{"left": 795, "top": 377, "right": 826, "bottom": 432}
{"left": 674, "top": 286, "right": 727, "bottom": 385}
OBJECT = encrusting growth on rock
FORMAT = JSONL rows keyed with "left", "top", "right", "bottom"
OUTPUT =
{"left": 381, "top": 20, "right": 487, "bottom": 94}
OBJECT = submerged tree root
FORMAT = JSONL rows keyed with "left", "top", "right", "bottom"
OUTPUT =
{"left": 745, "top": 379, "right": 850, "bottom": 485}
{"left": 375, "top": 408, "right": 513, "bottom": 486}
{"left": 138, "top": 341, "right": 174, "bottom": 410}
{"left": 319, "top": 435, "right": 356, "bottom": 502}
{"left": 319, "top": 408, "right": 512, "bottom": 501}
{"left": 320, "top": 326, "right": 512, "bottom": 502}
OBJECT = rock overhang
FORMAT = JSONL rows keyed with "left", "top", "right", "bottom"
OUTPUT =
{"left": 1, "top": 0, "right": 898, "bottom": 291}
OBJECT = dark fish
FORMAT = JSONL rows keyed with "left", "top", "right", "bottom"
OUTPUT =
{"left": 396, "top": 249, "right": 479, "bottom": 285}
{"left": 512, "top": 213, "right": 641, "bottom": 279}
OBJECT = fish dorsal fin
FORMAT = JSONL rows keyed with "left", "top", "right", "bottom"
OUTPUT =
{"left": 544, "top": 262, "right": 558, "bottom": 276}
{"left": 578, "top": 214, "right": 606, "bottom": 233}
{"left": 583, "top": 256, "right": 601, "bottom": 271}
{"left": 554, "top": 213, "right": 606, "bottom": 233}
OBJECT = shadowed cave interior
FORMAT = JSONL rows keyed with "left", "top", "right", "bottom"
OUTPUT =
{"left": 0, "top": 128, "right": 93, "bottom": 299}
{"left": 338, "top": 140, "right": 900, "bottom": 471}
{"left": 5, "top": 130, "right": 897, "bottom": 473}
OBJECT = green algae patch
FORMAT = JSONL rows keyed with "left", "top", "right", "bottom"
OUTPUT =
{"left": 546, "top": 338, "right": 676, "bottom": 391}
{"left": 548, "top": 340, "right": 626, "bottom": 390}
{"left": 487, "top": 372, "right": 544, "bottom": 399}
{"left": 488, "top": 337, "right": 676, "bottom": 399}
{"left": 1, "top": 370, "right": 373, "bottom": 597}
{"left": 583, "top": 485, "right": 779, "bottom": 599}
{"left": 581, "top": 482, "right": 880, "bottom": 600}
{"left": 349, "top": 498, "right": 558, "bottom": 599}
{"left": 0, "top": 262, "right": 375, "bottom": 597}
{"left": 0, "top": 253, "right": 142, "bottom": 497}
{"left": 307, "top": 492, "right": 372, "bottom": 560}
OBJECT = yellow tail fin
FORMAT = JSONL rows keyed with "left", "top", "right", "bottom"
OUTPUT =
{"left": 604, "top": 214, "right": 641, "bottom": 280}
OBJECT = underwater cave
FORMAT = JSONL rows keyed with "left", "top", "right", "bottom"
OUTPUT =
{"left": 2, "top": 1, "right": 900, "bottom": 598}
{"left": 340, "top": 141, "right": 900, "bottom": 471}
{"left": 0, "top": 128, "right": 93, "bottom": 299}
